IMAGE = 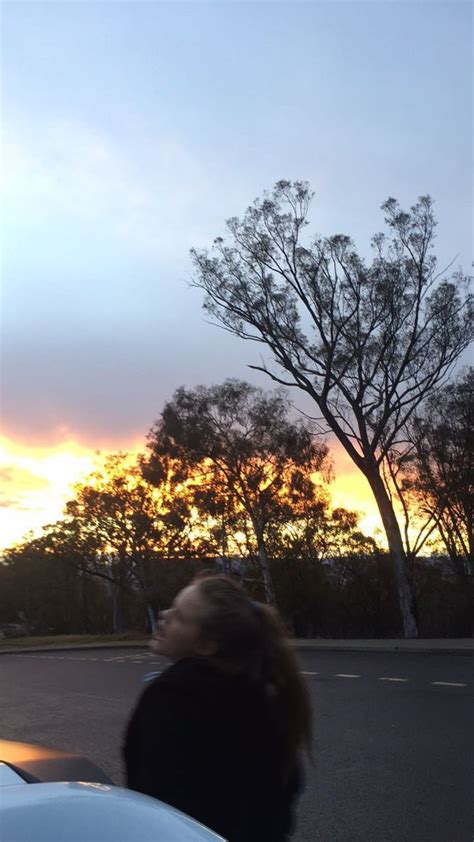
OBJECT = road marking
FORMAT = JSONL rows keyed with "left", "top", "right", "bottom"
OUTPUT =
{"left": 65, "top": 690, "right": 120, "bottom": 703}
{"left": 102, "top": 653, "right": 151, "bottom": 662}
{"left": 103, "top": 656, "right": 129, "bottom": 661}
{"left": 335, "top": 673, "right": 360, "bottom": 678}
{"left": 10, "top": 655, "right": 469, "bottom": 690}
{"left": 379, "top": 677, "right": 408, "bottom": 682}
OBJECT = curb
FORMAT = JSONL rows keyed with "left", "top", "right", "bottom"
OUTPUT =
{"left": 292, "top": 639, "right": 474, "bottom": 655}
{"left": 0, "top": 639, "right": 472, "bottom": 656}
{"left": 0, "top": 642, "right": 148, "bottom": 656}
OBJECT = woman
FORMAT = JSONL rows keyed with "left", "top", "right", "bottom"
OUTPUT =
{"left": 123, "top": 574, "right": 312, "bottom": 841}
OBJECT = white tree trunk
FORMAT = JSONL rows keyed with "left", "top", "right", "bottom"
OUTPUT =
{"left": 367, "top": 468, "right": 419, "bottom": 638}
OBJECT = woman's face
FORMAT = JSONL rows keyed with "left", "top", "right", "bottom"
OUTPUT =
{"left": 150, "top": 585, "right": 213, "bottom": 662}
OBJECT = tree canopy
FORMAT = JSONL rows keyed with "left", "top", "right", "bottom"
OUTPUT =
{"left": 144, "top": 379, "right": 330, "bottom": 603}
{"left": 402, "top": 368, "right": 473, "bottom": 575}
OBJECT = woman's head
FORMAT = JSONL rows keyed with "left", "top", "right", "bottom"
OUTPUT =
{"left": 150, "top": 576, "right": 260, "bottom": 664}
{"left": 150, "top": 583, "right": 216, "bottom": 662}
{"left": 151, "top": 574, "right": 313, "bottom": 758}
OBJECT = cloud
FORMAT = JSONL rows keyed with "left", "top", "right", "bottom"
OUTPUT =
{"left": 0, "top": 497, "right": 20, "bottom": 508}
{"left": 1, "top": 116, "right": 261, "bottom": 442}
{"left": 2, "top": 119, "right": 250, "bottom": 263}
{"left": 0, "top": 464, "right": 50, "bottom": 494}
{"left": 0, "top": 433, "right": 145, "bottom": 548}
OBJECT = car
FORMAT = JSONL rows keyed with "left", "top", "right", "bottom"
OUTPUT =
{"left": 0, "top": 739, "right": 226, "bottom": 841}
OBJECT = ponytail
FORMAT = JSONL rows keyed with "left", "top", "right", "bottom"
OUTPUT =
{"left": 192, "top": 574, "right": 313, "bottom": 761}
{"left": 251, "top": 600, "right": 313, "bottom": 760}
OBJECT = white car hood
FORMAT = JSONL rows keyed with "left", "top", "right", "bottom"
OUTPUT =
{"left": 1, "top": 780, "right": 226, "bottom": 841}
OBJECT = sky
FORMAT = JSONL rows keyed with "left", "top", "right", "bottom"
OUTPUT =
{"left": 1, "top": 0, "right": 472, "bottom": 549}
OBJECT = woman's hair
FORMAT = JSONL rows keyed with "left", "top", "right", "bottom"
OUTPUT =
{"left": 191, "top": 573, "right": 312, "bottom": 761}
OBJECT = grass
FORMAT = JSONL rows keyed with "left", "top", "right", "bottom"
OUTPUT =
{"left": 0, "top": 631, "right": 148, "bottom": 649}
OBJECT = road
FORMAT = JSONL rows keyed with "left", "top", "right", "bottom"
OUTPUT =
{"left": 1, "top": 649, "right": 472, "bottom": 842}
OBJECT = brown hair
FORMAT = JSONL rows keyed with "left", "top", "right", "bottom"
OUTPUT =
{"left": 192, "top": 573, "right": 313, "bottom": 762}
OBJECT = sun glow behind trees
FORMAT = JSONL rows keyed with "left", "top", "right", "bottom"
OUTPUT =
{"left": 0, "top": 436, "right": 141, "bottom": 550}
{"left": 0, "top": 433, "right": 382, "bottom": 551}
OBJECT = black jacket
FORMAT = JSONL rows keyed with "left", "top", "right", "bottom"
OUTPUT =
{"left": 123, "top": 657, "right": 302, "bottom": 841}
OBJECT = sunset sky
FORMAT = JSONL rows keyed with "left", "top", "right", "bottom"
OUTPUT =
{"left": 1, "top": 1, "right": 472, "bottom": 550}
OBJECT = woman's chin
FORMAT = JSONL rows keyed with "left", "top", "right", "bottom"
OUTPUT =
{"left": 149, "top": 636, "right": 166, "bottom": 655}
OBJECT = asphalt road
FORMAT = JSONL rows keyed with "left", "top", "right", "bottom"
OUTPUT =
{"left": 1, "top": 649, "right": 472, "bottom": 842}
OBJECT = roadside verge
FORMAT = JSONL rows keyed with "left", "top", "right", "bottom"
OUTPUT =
{"left": 0, "top": 638, "right": 472, "bottom": 655}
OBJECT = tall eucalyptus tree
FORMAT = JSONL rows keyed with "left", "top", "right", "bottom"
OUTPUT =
{"left": 191, "top": 181, "right": 472, "bottom": 635}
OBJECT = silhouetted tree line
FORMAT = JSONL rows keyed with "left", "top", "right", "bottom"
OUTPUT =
{"left": 0, "top": 546, "right": 470, "bottom": 639}
{"left": 1, "top": 372, "right": 471, "bottom": 639}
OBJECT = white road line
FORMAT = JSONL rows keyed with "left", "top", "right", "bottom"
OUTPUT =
{"left": 16, "top": 658, "right": 470, "bottom": 691}
{"left": 379, "top": 677, "right": 408, "bottom": 682}
{"left": 64, "top": 690, "right": 120, "bottom": 703}
{"left": 335, "top": 673, "right": 361, "bottom": 678}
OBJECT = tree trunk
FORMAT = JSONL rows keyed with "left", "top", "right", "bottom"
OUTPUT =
{"left": 366, "top": 466, "right": 419, "bottom": 638}
{"left": 254, "top": 526, "right": 276, "bottom": 606}
{"left": 146, "top": 602, "right": 157, "bottom": 635}
{"left": 111, "top": 583, "right": 124, "bottom": 633}
{"left": 79, "top": 563, "right": 89, "bottom": 634}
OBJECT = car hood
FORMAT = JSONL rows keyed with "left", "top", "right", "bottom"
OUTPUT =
{"left": 0, "top": 739, "right": 113, "bottom": 785}
{"left": 1, "top": 781, "right": 226, "bottom": 841}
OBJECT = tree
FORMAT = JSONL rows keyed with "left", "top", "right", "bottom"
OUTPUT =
{"left": 0, "top": 538, "right": 110, "bottom": 634}
{"left": 266, "top": 504, "right": 377, "bottom": 567}
{"left": 401, "top": 368, "right": 473, "bottom": 624}
{"left": 144, "top": 379, "right": 329, "bottom": 604}
{"left": 191, "top": 180, "right": 472, "bottom": 636}
{"left": 266, "top": 501, "right": 379, "bottom": 636}
{"left": 42, "top": 453, "right": 198, "bottom": 631}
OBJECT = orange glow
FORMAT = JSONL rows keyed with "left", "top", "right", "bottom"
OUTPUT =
{"left": 330, "top": 444, "right": 386, "bottom": 545}
{"left": 0, "top": 434, "right": 145, "bottom": 550}
{"left": 0, "top": 433, "right": 384, "bottom": 551}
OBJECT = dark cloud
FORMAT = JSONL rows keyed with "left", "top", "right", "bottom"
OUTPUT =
{"left": 1, "top": 308, "right": 264, "bottom": 445}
